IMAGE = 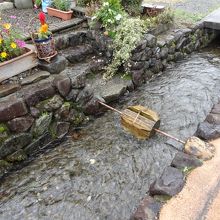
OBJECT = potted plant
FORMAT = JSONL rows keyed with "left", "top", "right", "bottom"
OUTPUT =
{"left": 30, "top": 12, "right": 57, "bottom": 62}
{"left": 47, "top": 0, "right": 73, "bottom": 21}
{"left": 0, "top": 17, "right": 37, "bottom": 83}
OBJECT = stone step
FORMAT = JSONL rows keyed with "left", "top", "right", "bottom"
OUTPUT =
{"left": 61, "top": 44, "right": 93, "bottom": 64}
{"left": 71, "top": 6, "right": 86, "bottom": 18}
{"left": 87, "top": 74, "right": 132, "bottom": 103}
{"left": 61, "top": 56, "right": 107, "bottom": 89}
{"left": 24, "top": 18, "right": 85, "bottom": 40}
{"left": 0, "top": 84, "right": 20, "bottom": 98}
{"left": 21, "top": 71, "right": 50, "bottom": 86}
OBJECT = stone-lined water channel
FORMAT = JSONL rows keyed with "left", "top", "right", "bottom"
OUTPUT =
{"left": 1, "top": 48, "right": 220, "bottom": 219}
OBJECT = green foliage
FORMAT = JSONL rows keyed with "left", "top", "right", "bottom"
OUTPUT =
{"left": 52, "top": 0, "right": 71, "bottom": 11}
{"left": 94, "top": 0, "right": 124, "bottom": 29}
{"left": 35, "top": 0, "right": 42, "bottom": 7}
{"left": 0, "top": 123, "right": 7, "bottom": 133}
{"left": 104, "top": 16, "right": 147, "bottom": 79}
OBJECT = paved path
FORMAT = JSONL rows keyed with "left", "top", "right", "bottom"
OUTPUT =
{"left": 203, "top": 8, "right": 220, "bottom": 30}
{"left": 159, "top": 139, "right": 220, "bottom": 220}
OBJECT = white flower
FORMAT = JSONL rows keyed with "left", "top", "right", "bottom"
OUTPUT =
{"left": 115, "top": 14, "right": 122, "bottom": 21}
{"left": 103, "top": 2, "right": 109, "bottom": 6}
{"left": 91, "top": 16, "right": 97, "bottom": 20}
{"left": 107, "top": 19, "right": 112, "bottom": 23}
{"left": 89, "top": 159, "right": 96, "bottom": 164}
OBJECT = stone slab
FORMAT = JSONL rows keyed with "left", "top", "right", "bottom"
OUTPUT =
{"left": 203, "top": 8, "right": 220, "bottom": 30}
{"left": 21, "top": 71, "right": 50, "bottom": 86}
{"left": 0, "top": 84, "right": 20, "bottom": 98}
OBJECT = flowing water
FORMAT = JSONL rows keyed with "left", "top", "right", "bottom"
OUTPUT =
{"left": 1, "top": 48, "right": 220, "bottom": 220}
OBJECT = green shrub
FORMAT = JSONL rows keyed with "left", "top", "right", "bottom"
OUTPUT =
{"left": 104, "top": 16, "right": 147, "bottom": 79}
{"left": 94, "top": 0, "right": 124, "bottom": 29}
{"left": 52, "top": 0, "right": 71, "bottom": 11}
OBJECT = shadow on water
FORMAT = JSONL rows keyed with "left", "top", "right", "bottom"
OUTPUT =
{"left": 1, "top": 47, "right": 220, "bottom": 219}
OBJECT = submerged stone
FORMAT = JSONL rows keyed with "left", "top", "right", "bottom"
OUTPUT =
{"left": 0, "top": 133, "right": 32, "bottom": 159}
{"left": 6, "top": 149, "right": 27, "bottom": 162}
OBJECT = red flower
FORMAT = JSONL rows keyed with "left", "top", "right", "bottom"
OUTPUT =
{"left": 38, "top": 12, "right": 46, "bottom": 25}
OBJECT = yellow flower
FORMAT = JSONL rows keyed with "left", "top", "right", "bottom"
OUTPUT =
{"left": 3, "top": 23, "right": 11, "bottom": 30}
{"left": 0, "top": 38, "right": 2, "bottom": 44}
{"left": 1, "top": 52, "right": 7, "bottom": 59}
{"left": 10, "top": 42, "right": 17, "bottom": 49}
{"left": 40, "top": 24, "right": 48, "bottom": 33}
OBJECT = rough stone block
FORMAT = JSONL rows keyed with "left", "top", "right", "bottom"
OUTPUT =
{"left": 23, "top": 80, "right": 56, "bottom": 106}
{"left": 130, "top": 196, "right": 161, "bottom": 220}
{"left": 0, "top": 97, "right": 28, "bottom": 122}
{"left": 171, "top": 152, "right": 203, "bottom": 169}
{"left": 132, "top": 69, "right": 145, "bottom": 87}
{"left": 196, "top": 121, "right": 220, "bottom": 140}
{"left": 7, "top": 115, "right": 34, "bottom": 133}
{"left": 55, "top": 122, "right": 70, "bottom": 138}
{"left": 206, "top": 113, "right": 220, "bottom": 125}
{"left": 36, "top": 95, "right": 64, "bottom": 112}
{"left": 150, "top": 166, "right": 184, "bottom": 197}
{"left": 62, "top": 44, "right": 93, "bottom": 63}
{"left": 38, "top": 55, "right": 68, "bottom": 74}
{"left": 53, "top": 74, "right": 71, "bottom": 97}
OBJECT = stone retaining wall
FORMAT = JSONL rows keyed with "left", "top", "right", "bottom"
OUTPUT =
{"left": 0, "top": 23, "right": 218, "bottom": 177}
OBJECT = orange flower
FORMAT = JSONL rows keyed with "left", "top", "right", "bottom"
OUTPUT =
{"left": 40, "top": 24, "right": 48, "bottom": 33}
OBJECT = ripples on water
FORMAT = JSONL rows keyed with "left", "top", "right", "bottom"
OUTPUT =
{"left": 1, "top": 51, "right": 220, "bottom": 220}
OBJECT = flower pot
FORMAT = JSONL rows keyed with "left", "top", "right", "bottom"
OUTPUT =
{"left": 0, "top": 45, "right": 38, "bottom": 83}
{"left": 47, "top": 7, "right": 73, "bottom": 21}
{"left": 34, "top": 36, "right": 57, "bottom": 60}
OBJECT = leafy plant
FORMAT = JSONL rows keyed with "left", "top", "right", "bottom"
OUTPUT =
{"left": 52, "top": 0, "right": 71, "bottom": 11}
{"left": 104, "top": 16, "right": 147, "bottom": 79}
{"left": 35, "top": 0, "right": 42, "bottom": 7}
{"left": 0, "top": 16, "right": 26, "bottom": 62}
{"left": 94, "top": 0, "right": 124, "bottom": 29}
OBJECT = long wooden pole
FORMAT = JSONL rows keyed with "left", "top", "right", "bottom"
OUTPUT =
{"left": 98, "top": 101, "right": 185, "bottom": 145}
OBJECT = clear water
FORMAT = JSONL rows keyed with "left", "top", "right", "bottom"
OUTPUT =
{"left": 1, "top": 50, "right": 220, "bottom": 220}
